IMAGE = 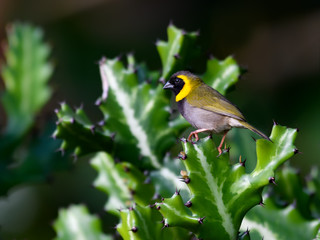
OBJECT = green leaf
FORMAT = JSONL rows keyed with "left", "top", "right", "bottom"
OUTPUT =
{"left": 91, "top": 152, "right": 132, "bottom": 215}
{"left": 117, "top": 204, "right": 191, "bottom": 240}
{"left": 156, "top": 124, "right": 297, "bottom": 239}
{"left": 202, "top": 56, "right": 240, "bottom": 95}
{"left": 98, "top": 56, "right": 185, "bottom": 168}
{"left": 1, "top": 23, "right": 52, "bottom": 139}
{"left": 306, "top": 167, "right": 320, "bottom": 218}
{"left": 241, "top": 197, "right": 320, "bottom": 240}
{"left": 271, "top": 164, "right": 312, "bottom": 219}
{"left": 91, "top": 152, "right": 155, "bottom": 215}
{"left": 157, "top": 24, "right": 199, "bottom": 80}
{"left": 0, "top": 122, "right": 71, "bottom": 195}
{"left": 53, "top": 103, "right": 114, "bottom": 158}
{"left": 53, "top": 204, "right": 111, "bottom": 240}
{"left": 150, "top": 154, "right": 190, "bottom": 201}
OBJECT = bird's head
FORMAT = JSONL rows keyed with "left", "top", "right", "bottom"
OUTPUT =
{"left": 163, "top": 71, "right": 202, "bottom": 102}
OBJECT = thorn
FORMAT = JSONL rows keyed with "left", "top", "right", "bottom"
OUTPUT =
{"left": 149, "top": 204, "right": 155, "bottom": 208}
{"left": 159, "top": 78, "right": 165, "bottom": 84}
{"left": 115, "top": 54, "right": 122, "bottom": 61}
{"left": 55, "top": 119, "right": 62, "bottom": 125}
{"left": 174, "top": 53, "right": 181, "bottom": 59}
{"left": 56, "top": 148, "right": 65, "bottom": 156}
{"left": 296, "top": 128, "right": 299, "bottom": 132}
{"left": 95, "top": 98, "right": 102, "bottom": 106}
{"left": 251, "top": 136, "right": 256, "bottom": 142}
{"left": 168, "top": 20, "right": 174, "bottom": 27}
{"left": 179, "top": 138, "right": 187, "bottom": 143}
{"left": 144, "top": 177, "right": 151, "bottom": 184}
{"left": 110, "top": 132, "right": 116, "bottom": 140}
{"left": 181, "top": 29, "right": 186, "bottom": 35}
{"left": 184, "top": 201, "right": 192, "bottom": 208}
{"left": 161, "top": 223, "right": 169, "bottom": 230}
{"left": 113, "top": 225, "right": 117, "bottom": 230}
{"left": 70, "top": 117, "right": 75, "bottom": 124}
{"left": 208, "top": 134, "right": 213, "bottom": 139}
{"left": 175, "top": 188, "right": 181, "bottom": 195}
{"left": 128, "top": 206, "right": 134, "bottom": 211}
{"left": 178, "top": 151, "right": 187, "bottom": 160}
{"left": 240, "top": 159, "right": 246, "bottom": 167}
{"left": 132, "top": 67, "right": 138, "bottom": 74}
{"left": 51, "top": 133, "right": 57, "bottom": 140}
{"left": 97, "top": 120, "right": 105, "bottom": 126}
{"left": 226, "top": 146, "right": 231, "bottom": 153}
{"left": 184, "top": 177, "right": 191, "bottom": 184}
{"left": 294, "top": 148, "right": 302, "bottom": 154}
{"left": 75, "top": 103, "right": 83, "bottom": 111}
{"left": 54, "top": 108, "right": 59, "bottom": 114}
{"left": 160, "top": 218, "right": 165, "bottom": 224}
{"left": 90, "top": 125, "right": 95, "bottom": 134}
{"left": 59, "top": 101, "right": 66, "bottom": 106}
{"left": 71, "top": 153, "right": 78, "bottom": 162}
{"left": 156, "top": 206, "right": 161, "bottom": 210}
{"left": 143, "top": 170, "right": 149, "bottom": 176}
{"left": 99, "top": 56, "right": 107, "bottom": 65}
{"left": 152, "top": 193, "right": 161, "bottom": 200}
{"left": 130, "top": 226, "right": 138, "bottom": 233}
{"left": 123, "top": 166, "right": 130, "bottom": 172}
{"left": 273, "top": 119, "right": 278, "bottom": 125}
{"left": 155, "top": 39, "right": 161, "bottom": 46}
{"left": 259, "top": 201, "right": 265, "bottom": 207}
{"left": 269, "top": 177, "right": 276, "bottom": 185}
{"left": 239, "top": 156, "right": 246, "bottom": 167}
{"left": 129, "top": 189, "right": 135, "bottom": 195}
{"left": 198, "top": 216, "right": 206, "bottom": 224}
{"left": 117, "top": 208, "right": 122, "bottom": 212}
{"left": 161, "top": 197, "right": 165, "bottom": 201}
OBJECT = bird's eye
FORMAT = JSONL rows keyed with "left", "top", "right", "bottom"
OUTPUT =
{"left": 175, "top": 77, "right": 181, "bottom": 83}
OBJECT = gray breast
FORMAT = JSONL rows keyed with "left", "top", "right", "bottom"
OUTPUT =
{"left": 177, "top": 99, "right": 232, "bottom": 134}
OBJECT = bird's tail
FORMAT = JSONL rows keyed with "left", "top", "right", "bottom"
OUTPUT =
{"left": 240, "top": 121, "right": 271, "bottom": 141}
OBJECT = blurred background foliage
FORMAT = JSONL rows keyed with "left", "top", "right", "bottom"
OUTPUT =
{"left": 0, "top": 0, "right": 319, "bottom": 239}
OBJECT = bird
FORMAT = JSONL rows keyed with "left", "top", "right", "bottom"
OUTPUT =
{"left": 163, "top": 70, "right": 271, "bottom": 155}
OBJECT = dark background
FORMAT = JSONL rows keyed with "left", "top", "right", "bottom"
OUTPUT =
{"left": 0, "top": 1, "right": 319, "bottom": 239}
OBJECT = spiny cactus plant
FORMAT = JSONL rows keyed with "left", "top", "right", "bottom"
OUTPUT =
{"left": 0, "top": 23, "right": 70, "bottom": 196}
{"left": 53, "top": 24, "right": 320, "bottom": 239}
{"left": 239, "top": 163, "right": 320, "bottom": 240}
{"left": 155, "top": 125, "right": 299, "bottom": 239}
{"left": 54, "top": 205, "right": 112, "bottom": 240}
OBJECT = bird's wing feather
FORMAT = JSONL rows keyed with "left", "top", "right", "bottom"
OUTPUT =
{"left": 186, "top": 84, "right": 245, "bottom": 121}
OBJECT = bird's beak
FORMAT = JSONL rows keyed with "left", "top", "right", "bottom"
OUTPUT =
{"left": 163, "top": 81, "right": 174, "bottom": 89}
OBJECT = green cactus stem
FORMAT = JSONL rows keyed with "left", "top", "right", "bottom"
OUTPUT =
{"left": 241, "top": 195, "right": 320, "bottom": 240}
{"left": 53, "top": 204, "right": 112, "bottom": 240}
{"left": 156, "top": 124, "right": 298, "bottom": 239}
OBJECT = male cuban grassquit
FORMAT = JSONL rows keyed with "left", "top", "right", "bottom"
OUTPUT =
{"left": 163, "top": 71, "right": 271, "bottom": 155}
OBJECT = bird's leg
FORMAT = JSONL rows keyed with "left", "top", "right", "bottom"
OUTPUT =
{"left": 217, "top": 131, "right": 229, "bottom": 156}
{"left": 187, "top": 129, "right": 209, "bottom": 142}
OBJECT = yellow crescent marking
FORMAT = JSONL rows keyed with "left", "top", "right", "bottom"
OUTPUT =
{"left": 176, "top": 75, "right": 194, "bottom": 102}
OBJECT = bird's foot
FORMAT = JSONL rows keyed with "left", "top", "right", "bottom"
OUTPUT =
{"left": 216, "top": 147, "right": 223, "bottom": 157}
{"left": 217, "top": 145, "right": 231, "bottom": 157}
{"left": 187, "top": 131, "right": 199, "bottom": 142}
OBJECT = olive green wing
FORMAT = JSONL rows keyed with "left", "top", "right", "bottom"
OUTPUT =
{"left": 186, "top": 84, "right": 245, "bottom": 121}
